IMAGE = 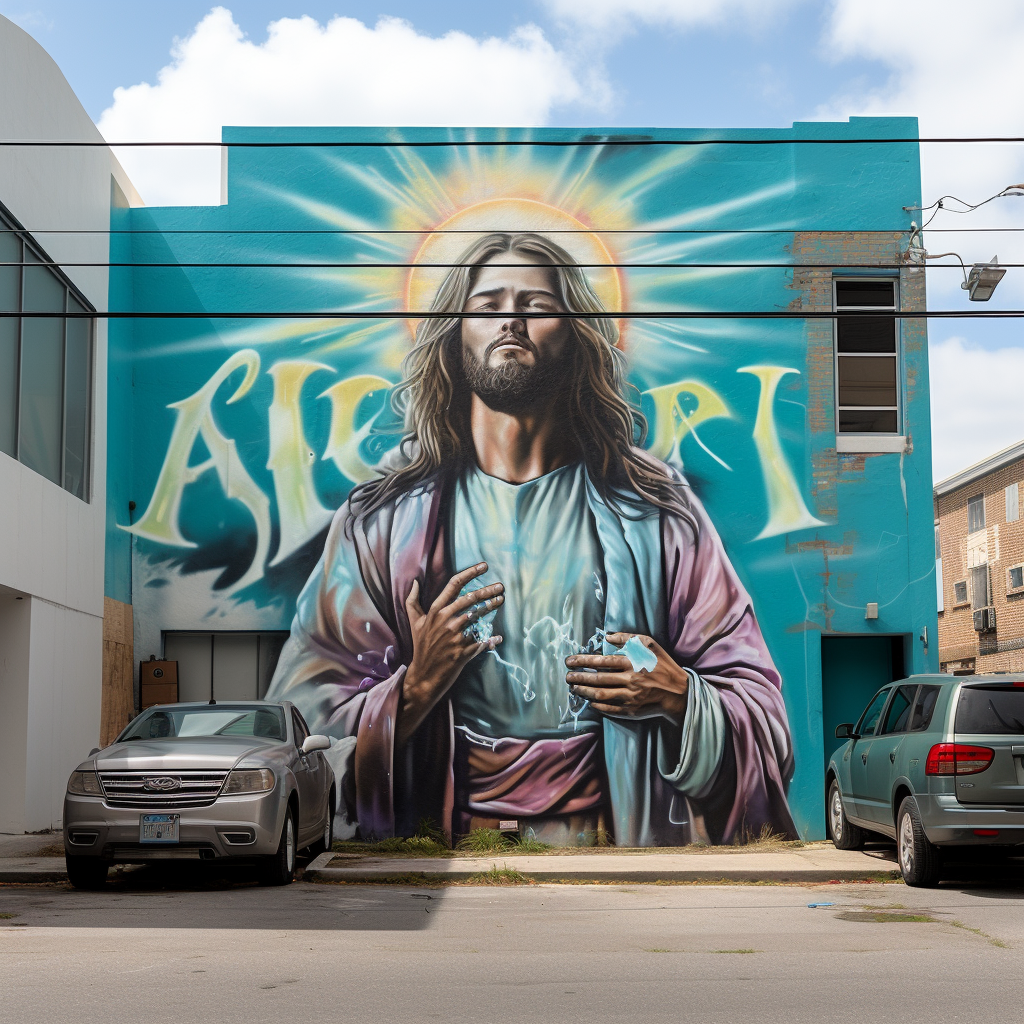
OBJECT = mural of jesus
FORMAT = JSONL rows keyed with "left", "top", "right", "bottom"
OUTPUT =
{"left": 267, "top": 231, "right": 797, "bottom": 846}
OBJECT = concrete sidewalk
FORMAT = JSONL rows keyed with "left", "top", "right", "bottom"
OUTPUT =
{"left": 0, "top": 843, "right": 901, "bottom": 886}
{"left": 303, "top": 845, "right": 900, "bottom": 884}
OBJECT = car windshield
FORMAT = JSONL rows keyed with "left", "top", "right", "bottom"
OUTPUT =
{"left": 956, "top": 687, "right": 1024, "bottom": 735}
{"left": 119, "top": 706, "right": 287, "bottom": 742}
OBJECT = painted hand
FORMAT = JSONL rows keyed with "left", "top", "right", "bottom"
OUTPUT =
{"left": 397, "top": 562, "right": 504, "bottom": 747}
{"left": 564, "top": 632, "right": 689, "bottom": 727}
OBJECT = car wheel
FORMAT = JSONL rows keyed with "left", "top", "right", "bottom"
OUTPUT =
{"left": 827, "top": 779, "right": 865, "bottom": 850}
{"left": 259, "top": 807, "right": 297, "bottom": 887}
{"left": 309, "top": 798, "right": 335, "bottom": 857}
{"left": 897, "top": 796, "right": 942, "bottom": 888}
{"left": 65, "top": 855, "right": 109, "bottom": 890}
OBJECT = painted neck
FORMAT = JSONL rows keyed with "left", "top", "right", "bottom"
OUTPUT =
{"left": 469, "top": 394, "right": 578, "bottom": 483}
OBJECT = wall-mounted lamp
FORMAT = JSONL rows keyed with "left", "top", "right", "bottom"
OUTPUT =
{"left": 962, "top": 257, "right": 1006, "bottom": 301}
{"left": 865, "top": 602, "right": 879, "bottom": 620}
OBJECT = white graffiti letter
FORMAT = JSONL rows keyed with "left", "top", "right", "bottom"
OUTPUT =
{"left": 738, "top": 365, "right": 825, "bottom": 540}
{"left": 267, "top": 360, "right": 335, "bottom": 566}
{"left": 124, "top": 349, "right": 272, "bottom": 592}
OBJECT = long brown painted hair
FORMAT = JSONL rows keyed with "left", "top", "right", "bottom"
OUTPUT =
{"left": 346, "top": 232, "right": 692, "bottom": 527}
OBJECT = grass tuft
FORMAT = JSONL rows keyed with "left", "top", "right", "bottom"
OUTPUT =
{"left": 466, "top": 866, "right": 534, "bottom": 886}
{"left": 713, "top": 948, "right": 759, "bottom": 954}
{"left": 455, "top": 828, "right": 552, "bottom": 854}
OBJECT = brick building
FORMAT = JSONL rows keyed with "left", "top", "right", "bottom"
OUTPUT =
{"left": 935, "top": 440, "right": 1024, "bottom": 673}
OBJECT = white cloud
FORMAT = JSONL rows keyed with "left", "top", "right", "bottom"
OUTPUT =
{"left": 98, "top": 7, "right": 593, "bottom": 206}
{"left": 544, "top": 0, "right": 795, "bottom": 31}
{"left": 820, "top": 0, "right": 1024, "bottom": 305}
{"left": 819, "top": 0, "right": 1024, "bottom": 478}
{"left": 929, "top": 335, "right": 1024, "bottom": 481}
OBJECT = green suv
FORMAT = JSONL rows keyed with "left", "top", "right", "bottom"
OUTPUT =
{"left": 826, "top": 674, "right": 1024, "bottom": 886}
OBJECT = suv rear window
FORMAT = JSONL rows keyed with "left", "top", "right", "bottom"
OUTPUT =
{"left": 955, "top": 687, "right": 1024, "bottom": 735}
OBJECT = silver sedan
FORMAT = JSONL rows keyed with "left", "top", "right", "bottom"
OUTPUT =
{"left": 63, "top": 701, "right": 335, "bottom": 889}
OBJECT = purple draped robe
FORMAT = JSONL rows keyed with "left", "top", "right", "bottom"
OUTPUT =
{"left": 267, "top": 463, "right": 797, "bottom": 845}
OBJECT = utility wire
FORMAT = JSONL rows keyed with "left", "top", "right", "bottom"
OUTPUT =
{"left": 5, "top": 227, "right": 1024, "bottom": 235}
{"left": 0, "top": 260, "right": 1006, "bottom": 269}
{"left": 0, "top": 310, "right": 1012, "bottom": 320}
{"left": 2, "top": 136, "right": 1024, "bottom": 147}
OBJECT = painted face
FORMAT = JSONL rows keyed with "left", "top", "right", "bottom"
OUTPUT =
{"left": 460, "top": 252, "right": 573, "bottom": 372}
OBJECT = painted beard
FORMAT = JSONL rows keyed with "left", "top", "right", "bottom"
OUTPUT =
{"left": 461, "top": 344, "right": 567, "bottom": 414}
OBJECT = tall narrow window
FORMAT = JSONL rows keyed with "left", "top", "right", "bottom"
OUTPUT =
{"left": 0, "top": 206, "right": 94, "bottom": 499}
{"left": 19, "top": 248, "right": 65, "bottom": 485}
{"left": 970, "top": 564, "right": 990, "bottom": 609}
{"left": 0, "top": 230, "right": 18, "bottom": 458}
{"left": 63, "top": 297, "right": 91, "bottom": 499}
{"left": 967, "top": 494, "right": 986, "bottom": 534}
{"left": 834, "top": 279, "right": 900, "bottom": 434}
{"left": 1007, "top": 482, "right": 1019, "bottom": 523}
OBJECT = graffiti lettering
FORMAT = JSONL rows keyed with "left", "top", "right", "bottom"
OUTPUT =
{"left": 125, "top": 350, "right": 273, "bottom": 592}
{"left": 267, "top": 361, "right": 335, "bottom": 567}
{"left": 319, "top": 375, "right": 393, "bottom": 484}
{"left": 738, "top": 365, "right": 826, "bottom": 540}
{"left": 132, "top": 353, "right": 824, "bottom": 589}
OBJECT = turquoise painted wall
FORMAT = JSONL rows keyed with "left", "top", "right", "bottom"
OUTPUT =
{"left": 105, "top": 119, "right": 938, "bottom": 839}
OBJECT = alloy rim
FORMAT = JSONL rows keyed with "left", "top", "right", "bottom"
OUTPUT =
{"left": 324, "top": 812, "right": 332, "bottom": 851}
{"left": 899, "top": 812, "right": 915, "bottom": 875}
{"left": 286, "top": 817, "right": 295, "bottom": 873}
{"left": 829, "top": 786, "right": 844, "bottom": 841}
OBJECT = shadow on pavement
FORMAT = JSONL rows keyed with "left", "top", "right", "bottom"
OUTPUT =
{"left": 0, "top": 853, "right": 449, "bottom": 931}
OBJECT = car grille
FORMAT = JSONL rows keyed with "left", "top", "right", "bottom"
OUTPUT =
{"left": 98, "top": 771, "right": 229, "bottom": 808}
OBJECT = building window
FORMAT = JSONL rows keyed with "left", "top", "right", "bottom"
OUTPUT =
{"left": 834, "top": 278, "right": 900, "bottom": 434}
{"left": 970, "top": 565, "right": 990, "bottom": 609}
{"left": 953, "top": 581, "right": 968, "bottom": 605}
{"left": 967, "top": 494, "right": 986, "bottom": 534}
{"left": 1009, "top": 565, "right": 1024, "bottom": 592}
{"left": 0, "top": 206, "right": 93, "bottom": 500}
{"left": 1007, "top": 482, "right": 1020, "bottom": 523}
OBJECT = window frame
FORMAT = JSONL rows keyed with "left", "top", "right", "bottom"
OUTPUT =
{"left": 0, "top": 201, "right": 95, "bottom": 501}
{"left": 832, "top": 276, "right": 902, "bottom": 440}
{"left": 970, "top": 564, "right": 991, "bottom": 610}
{"left": 967, "top": 493, "right": 986, "bottom": 535}
{"left": 1008, "top": 564, "right": 1024, "bottom": 594}
{"left": 855, "top": 687, "right": 893, "bottom": 738}
{"left": 1007, "top": 482, "right": 1020, "bottom": 523}
{"left": 953, "top": 580, "right": 969, "bottom": 606}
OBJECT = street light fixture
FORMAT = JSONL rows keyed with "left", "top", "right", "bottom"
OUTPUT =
{"left": 962, "top": 257, "right": 1006, "bottom": 301}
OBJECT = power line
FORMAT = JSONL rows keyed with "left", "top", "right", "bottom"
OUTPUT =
{"left": 6, "top": 226, "right": 1024, "bottom": 236}
{"left": 0, "top": 260, "right": 1006, "bottom": 269}
{"left": 0, "top": 309, "right": 1015, "bottom": 320}
{"left": 2, "top": 136, "right": 1024, "bottom": 147}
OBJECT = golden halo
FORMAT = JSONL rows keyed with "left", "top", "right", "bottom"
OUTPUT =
{"left": 404, "top": 198, "right": 626, "bottom": 345}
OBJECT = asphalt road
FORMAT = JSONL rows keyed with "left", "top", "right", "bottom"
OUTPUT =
{"left": 2, "top": 869, "right": 1023, "bottom": 1023}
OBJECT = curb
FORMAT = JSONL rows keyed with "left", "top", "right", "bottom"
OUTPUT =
{"left": 303, "top": 865, "right": 900, "bottom": 884}
{"left": 0, "top": 866, "right": 68, "bottom": 883}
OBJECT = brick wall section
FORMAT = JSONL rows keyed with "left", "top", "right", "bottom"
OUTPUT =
{"left": 936, "top": 455, "right": 1024, "bottom": 672}
{"left": 787, "top": 232, "right": 925, "bottom": 521}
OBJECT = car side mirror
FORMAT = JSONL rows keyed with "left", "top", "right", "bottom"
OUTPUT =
{"left": 88, "top": 748, "right": 100, "bottom": 757}
{"left": 301, "top": 735, "right": 330, "bottom": 754}
{"left": 835, "top": 723, "right": 858, "bottom": 740}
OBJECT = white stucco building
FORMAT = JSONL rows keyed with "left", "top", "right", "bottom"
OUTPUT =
{"left": 0, "top": 15, "right": 141, "bottom": 832}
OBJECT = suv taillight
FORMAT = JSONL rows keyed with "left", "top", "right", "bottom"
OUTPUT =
{"left": 925, "top": 743, "right": 994, "bottom": 775}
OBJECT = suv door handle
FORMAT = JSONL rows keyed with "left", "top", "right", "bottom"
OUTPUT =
{"left": 861, "top": 752, "right": 868, "bottom": 764}
{"left": 889, "top": 751, "right": 896, "bottom": 763}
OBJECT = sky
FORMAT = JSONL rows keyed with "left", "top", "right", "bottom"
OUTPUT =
{"left": 3, "top": 0, "right": 1023, "bottom": 481}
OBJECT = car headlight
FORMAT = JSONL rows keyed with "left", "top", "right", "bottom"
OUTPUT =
{"left": 67, "top": 771, "right": 102, "bottom": 796}
{"left": 222, "top": 769, "right": 276, "bottom": 795}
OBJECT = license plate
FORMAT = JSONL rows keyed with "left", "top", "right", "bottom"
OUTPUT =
{"left": 140, "top": 813, "right": 179, "bottom": 843}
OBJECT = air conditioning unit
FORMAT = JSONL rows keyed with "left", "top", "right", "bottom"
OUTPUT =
{"left": 973, "top": 607, "right": 997, "bottom": 633}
